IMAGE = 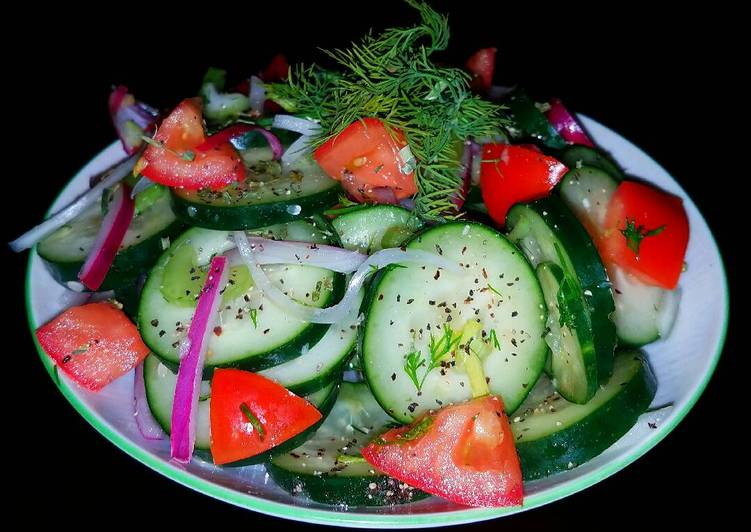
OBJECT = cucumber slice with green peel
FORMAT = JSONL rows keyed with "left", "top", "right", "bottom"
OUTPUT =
{"left": 558, "top": 165, "right": 620, "bottom": 234}
{"left": 331, "top": 205, "right": 422, "bottom": 253}
{"left": 267, "top": 382, "right": 428, "bottom": 506}
{"left": 511, "top": 350, "right": 657, "bottom": 480}
{"left": 170, "top": 156, "right": 341, "bottom": 230}
{"left": 506, "top": 197, "right": 616, "bottom": 395}
{"left": 362, "top": 222, "right": 548, "bottom": 423}
{"left": 609, "top": 264, "right": 681, "bottom": 347}
{"left": 536, "top": 262, "right": 598, "bottom": 404}
{"left": 504, "top": 89, "right": 566, "bottom": 149}
{"left": 138, "top": 223, "right": 344, "bottom": 374}
{"left": 259, "top": 291, "right": 362, "bottom": 395}
{"left": 558, "top": 145, "right": 625, "bottom": 181}
{"left": 558, "top": 169, "right": 680, "bottom": 347}
{"left": 38, "top": 186, "right": 183, "bottom": 291}
{"left": 143, "top": 355, "right": 339, "bottom": 463}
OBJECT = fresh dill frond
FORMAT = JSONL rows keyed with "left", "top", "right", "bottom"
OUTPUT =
{"left": 265, "top": 0, "right": 509, "bottom": 220}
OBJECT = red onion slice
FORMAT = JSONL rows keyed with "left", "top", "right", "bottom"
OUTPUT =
{"left": 234, "top": 232, "right": 460, "bottom": 324}
{"left": 78, "top": 184, "right": 135, "bottom": 291}
{"left": 9, "top": 155, "right": 137, "bottom": 252}
{"left": 170, "top": 255, "right": 228, "bottom": 463}
{"left": 546, "top": 98, "right": 594, "bottom": 147}
{"left": 249, "top": 76, "right": 266, "bottom": 115}
{"left": 134, "top": 362, "right": 166, "bottom": 441}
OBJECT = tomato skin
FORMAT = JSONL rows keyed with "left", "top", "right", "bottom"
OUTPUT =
{"left": 361, "top": 396, "right": 522, "bottom": 508}
{"left": 261, "top": 53, "right": 290, "bottom": 82}
{"left": 36, "top": 302, "right": 149, "bottom": 391}
{"left": 140, "top": 98, "right": 244, "bottom": 191}
{"left": 465, "top": 48, "right": 497, "bottom": 91}
{"left": 209, "top": 369, "right": 321, "bottom": 465}
{"left": 601, "top": 181, "right": 689, "bottom": 289}
{"left": 314, "top": 118, "right": 417, "bottom": 203}
{"left": 480, "top": 143, "right": 568, "bottom": 226}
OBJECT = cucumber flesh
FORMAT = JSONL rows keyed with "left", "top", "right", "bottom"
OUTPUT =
{"left": 536, "top": 262, "right": 596, "bottom": 404}
{"left": 511, "top": 350, "right": 657, "bottom": 480}
{"left": 138, "top": 223, "right": 343, "bottom": 373}
{"left": 267, "top": 382, "right": 427, "bottom": 506}
{"left": 506, "top": 198, "right": 616, "bottom": 400}
{"left": 362, "top": 222, "right": 548, "bottom": 422}
{"left": 331, "top": 205, "right": 421, "bottom": 253}
{"left": 259, "top": 291, "right": 361, "bottom": 395}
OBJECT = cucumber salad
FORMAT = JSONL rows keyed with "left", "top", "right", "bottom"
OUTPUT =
{"left": 14, "top": 1, "right": 689, "bottom": 509}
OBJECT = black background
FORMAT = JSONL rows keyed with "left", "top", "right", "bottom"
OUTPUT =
{"left": 4, "top": 1, "right": 739, "bottom": 528}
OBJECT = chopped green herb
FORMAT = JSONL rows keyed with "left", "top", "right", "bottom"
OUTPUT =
{"left": 488, "top": 329, "right": 501, "bottom": 350}
{"left": 336, "top": 453, "right": 368, "bottom": 464}
{"left": 239, "top": 402, "right": 265, "bottom": 440}
{"left": 620, "top": 218, "right": 666, "bottom": 257}
{"left": 375, "top": 416, "right": 434, "bottom": 445}
{"left": 249, "top": 308, "right": 258, "bottom": 329}
{"left": 487, "top": 283, "right": 503, "bottom": 298}
{"left": 265, "top": 0, "right": 509, "bottom": 221}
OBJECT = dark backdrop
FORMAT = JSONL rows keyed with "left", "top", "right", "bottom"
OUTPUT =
{"left": 3, "top": 1, "right": 738, "bottom": 528}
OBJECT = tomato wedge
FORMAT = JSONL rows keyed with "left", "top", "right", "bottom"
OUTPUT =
{"left": 314, "top": 118, "right": 417, "bottom": 203}
{"left": 261, "top": 52, "right": 290, "bottom": 82}
{"left": 361, "top": 396, "right": 522, "bottom": 507}
{"left": 209, "top": 369, "right": 322, "bottom": 465}
{"left": 465, "top": 47, "right": 497, "bottom": 92}
{"left": 139, "top": 98, "right": 244, "bottom": 191}
{"left": 600, "top": 181, "right": 689, "bottom": 289}
{"left": 36, "top": 302, "right": 150, "bottom": 391}
{"left": 480, "top": 143, "right": 568, "bottom": 226}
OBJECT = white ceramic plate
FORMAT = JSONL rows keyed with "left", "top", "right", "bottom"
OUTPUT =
{"left": 25, "top": 116, "right": 728, "bottom": 528}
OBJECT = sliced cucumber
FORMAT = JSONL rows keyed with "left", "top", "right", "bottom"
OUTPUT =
{"left": 511, "top": 351, "right": 656, "bottom": 480}
{"left": 610, "top": 265, "right": 681, "bottom": 346}
{"left": 558, "top": 165, "right": 620, "bottom": 235}
{"left": 171, "top": 155, "right": 340, "bottom": 230}
{"left": 259, "top": 291, "right": 361, "bottom": 395}
{"left": 138, "top": 223, "right": 344, "bottom": 373}
{"left": 331, "top": 205, "right": 422, "bottom": 253}
{"left": 558, "top": 145, "right": 625, "bottom": 181}
{"left": 507, "top": 197, "right": 616, "bottom": 402}
{"left": 536, "top": 262, "right": 597, "bottom": 404}
{"left": 504, "top": 89, "right": 566, "bottom": 149}
{"left": 267, "top": 382, "right": 427, "bottom": 506}
{"left": 143, "top": 354, "right": 339, "bottom": 463}
{"left": 38, "top": 185, "right": 183, "bottom": 291}
{"left": 362, "top": 222, "right": 548, "bottom": 422}
{"left": 559, "top": 169, "right": 680, "bottom": 347}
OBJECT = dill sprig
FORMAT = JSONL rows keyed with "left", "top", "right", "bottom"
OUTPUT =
{"left": 265, "top": 0, "right": 509, "bottom": 220}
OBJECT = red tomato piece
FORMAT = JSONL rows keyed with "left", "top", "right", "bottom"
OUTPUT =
{"left": 36, "top": 302, "right": 150, "bottom": 391}
{"left": 600, "top": 181, "right": 689, "bottom": 289}
{"left": 140, "top": 98, "right": 244, "bottom": 191}
{"left": 465, "top": 48, "right": 497, "bottom": 91}
{"left": 209, "top": 369, "right": 321, "bottom": 465}
{"left": 314, "top": 118, "right": 417, "bottom": 203}
{"left": 480, "top": 143, "right": 568, "bottom": 226}
{"left": 361, "top": 396, "right": 522, "bottom": 508}
{"left": 261, "top": 52, "right": 290, "bottom": 82}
